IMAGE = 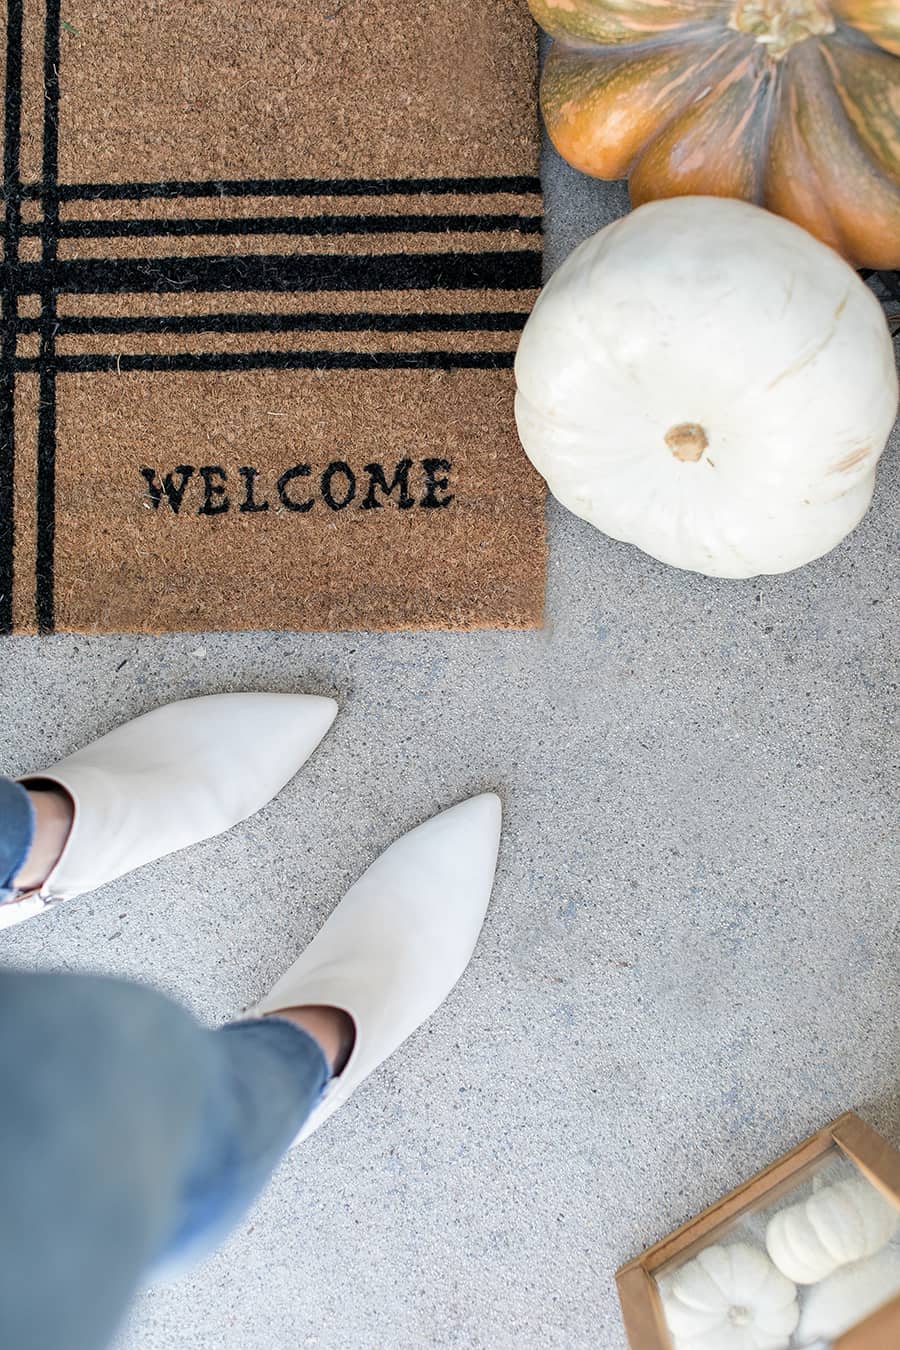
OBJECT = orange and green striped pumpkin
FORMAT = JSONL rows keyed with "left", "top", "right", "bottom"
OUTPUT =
{"left": 529, "top": 0, "right": 900, "bottom": 267}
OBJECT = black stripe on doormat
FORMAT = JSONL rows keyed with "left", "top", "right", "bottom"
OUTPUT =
{"left": 35, "top": 0, "right": 61, "bottom": 634}
{"left": 19, "top": 311, "right": 530, "bottom": 336}
{"left": 16, "top": 350, "right": 517, "bottom": 373}
{"left": 0, "top": 0, "right": 23, "bottom": 633}
{"left": 20, "top": 174, "right": 542, "bottom": 202}
{"left": 39, "top": 213, "right": 543, "bottom": 240}
{"left": 12, "top": 250, "right": 543, "bottom": 295}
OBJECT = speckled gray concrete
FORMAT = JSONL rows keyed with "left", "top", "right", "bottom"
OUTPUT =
{"left": 1, "top": 138, "right": 899, "bottom": 1350}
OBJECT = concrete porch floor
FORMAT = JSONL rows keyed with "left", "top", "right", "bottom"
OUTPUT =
{"left": 1, "top": 138, "right": 897, "bottom": 1349}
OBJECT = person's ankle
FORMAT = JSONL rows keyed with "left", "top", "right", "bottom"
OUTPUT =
{"left": 12, "top": 785, "right": 74, "bottom": 891}
{"left": 269, "top": 1005, "right": 355, "bottom": 1076}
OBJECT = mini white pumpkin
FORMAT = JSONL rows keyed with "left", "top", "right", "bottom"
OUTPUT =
{"left": 766, "top": 1177, "right": 898, "bottom": 1284}
{"left": 795, "top": 1245, "right": 900, "bottom": 1345}
{"left": 514, "top": 197, "right": 899, "bottom": 578}
{"left": 657, "top": 1241, "right": 799, "bottom": 1350}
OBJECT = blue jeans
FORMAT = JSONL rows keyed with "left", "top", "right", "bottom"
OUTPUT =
{"left": 0, "top": 774, "right": 34, "bottom": 903}
{"left": 0, "top": 778, "right": 329, "bottom": 1350}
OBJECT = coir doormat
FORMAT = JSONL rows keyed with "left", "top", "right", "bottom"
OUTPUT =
{"left": 0, "top": 1, "right": 546, "bottom": 634}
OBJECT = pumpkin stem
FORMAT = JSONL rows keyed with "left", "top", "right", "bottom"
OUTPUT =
{"left": 728, "top": 1306, "right": 752, "bottom": 1327}
{"left": 665, "top": 423, "right": 708, "bottom": 463}
{"left": 729, "top": 0, "right": 835, "bottom": 59}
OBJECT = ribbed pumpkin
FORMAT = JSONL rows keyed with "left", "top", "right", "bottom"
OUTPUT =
{"left": 529, "top": 0, "right": 900, "bottom": 268}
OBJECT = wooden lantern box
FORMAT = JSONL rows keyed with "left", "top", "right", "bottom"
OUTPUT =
{"left": 616, "top": 1112, "right": 900, "bottom": 1350}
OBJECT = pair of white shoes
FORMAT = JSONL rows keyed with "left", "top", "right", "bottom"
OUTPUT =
{"left": 1, "top": 694, "right": 502, "bottom": 1142}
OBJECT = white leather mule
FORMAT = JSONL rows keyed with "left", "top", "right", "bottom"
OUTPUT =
{"left": 0, "top": 693, "right": 338, "bottom": 929}
{"left": 255, "top": 793, "right": 502, "bottom": 1143}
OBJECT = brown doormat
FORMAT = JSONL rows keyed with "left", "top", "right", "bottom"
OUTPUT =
{"left": 1, "top": 1, "right": 545, "bottom": 634}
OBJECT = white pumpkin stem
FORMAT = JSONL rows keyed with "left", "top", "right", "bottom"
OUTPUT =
{"left": 665, "top": 423, "right": 709, "bottom": 463}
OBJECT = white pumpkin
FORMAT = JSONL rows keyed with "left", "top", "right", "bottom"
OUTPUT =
{"left": 657, "top": 1241, "right": 799, "bottom": 1350}
{"left": 514, "top": 197, "right": 898, "bottom": 579}
{"left": 795, "top": 1245, "right": 900, "bottom": 1345}
{"left": 766, "top": 1177, "right": 899, "bottom": 1284}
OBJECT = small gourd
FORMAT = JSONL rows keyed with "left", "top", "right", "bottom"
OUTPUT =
{"left": 766, "top": 1177, "right": 899, "bottom": 1284}
{"left": 795, "top": 1245, "right": 900, "bottom": 1343}
{"left": 658, "top": 1241, "right": 799, "bottom": 1349}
